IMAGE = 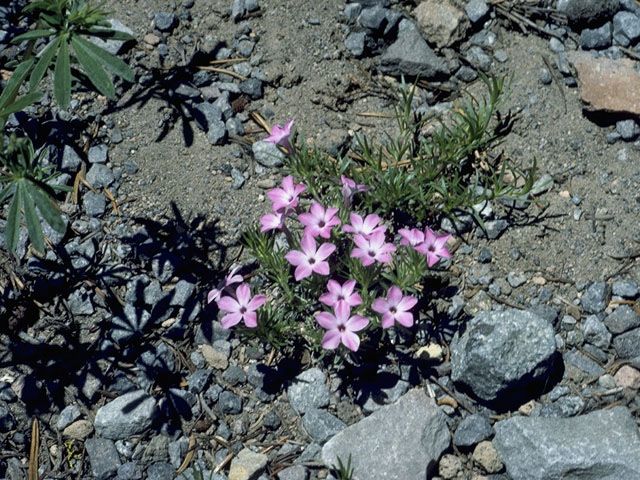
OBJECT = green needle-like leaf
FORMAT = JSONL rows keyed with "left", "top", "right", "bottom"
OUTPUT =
{"left": 54, "top": 38, "right": 71, "bottom": 110}
{"left": 71, "top": 35, "right": 115, "bottom": 99}
{"left": 30, "top": 36, "right": 63, "bottom": 91}
{"left": 20, "top": 181, "right": 45, "bottom": 253}
{"left": 25, "top": 179, "right": 66, "bottom": 233}
{"left": 11, "top": 29, "right": 56, "bottom": 43}
{"left": 72, "top": 35, "right": 134, "bottom": 82}
{"left": 6, "top": 181, "right": 22, "bottom": 253}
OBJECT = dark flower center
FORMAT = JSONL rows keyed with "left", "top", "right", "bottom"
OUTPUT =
{"left": 319, "top": 220, "right": 326, "bottom": 228}
{"left": 390, "top": 307, "right": 397, "bottom": 314}
{"left": 240, "top": 306, "right": 247, "bottom": 314}
{"left": 428, "top": 245, "right": 435, "bottom": 252}
{"left": 338, "top": 324, "right": 346, "bottom": 332}
{"left": 309, "top": 257, "right": 316, "bottom": 265}
{"left": 368, "top": 250, "right": 376, "bottom": 257}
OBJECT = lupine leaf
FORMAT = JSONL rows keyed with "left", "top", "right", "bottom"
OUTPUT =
{"left": 25, "top": 179, "right": 66, "bottom": 233}
{"left": 21, "top": 181, "right": 45, "bottom": 252}
{"left": 11, "top": 29, "right": 56, "bottom": 43}
{"left": 30, "top": 36, "right": 63, "bottom": 91}
{"left": 71, "top": 35, "right": 115, "bottom": 99}
{"left": 6, "top": 182, "right": 22, "bottom": 252}
{"left": 0, "top": 58, "right": 35, "bottom": 110}
{"left": 0, "top": 183, "right": 15, "bottom": 207}
{"left": 72, "top": 35, "right": 134, "bottom": 82}
{"left": 80, "top": 27, "right": 135, "bottom": 41}
{"left": 0, "top": 92, "right": 43, "bottom": 118}
{"left": 54, "top": 38, "right": 71, "bottom": 109}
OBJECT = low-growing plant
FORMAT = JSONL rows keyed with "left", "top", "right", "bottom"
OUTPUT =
{"left": 11, "top": 0, "right": 135, "bottom": 110}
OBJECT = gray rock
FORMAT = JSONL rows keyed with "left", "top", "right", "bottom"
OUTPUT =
{"left": 94, "top": 390, "right": 157, "bottom": 440}
{"left": 168, "top": 437, "right": 189, "bottom": 468}
{"left": 0, "top": 405, "right": 14, "bottom": 432}
{"left": 557, "top": 0, "right": 620, "bottom": 26}
{"left": 88, "top": 18, "right": 134, "bottom": 55}
{"left": 147, "top": 462, "right": 175, "bottom": 479}
{"left": 616, "top": 119, "right": 640, "bottom": 141}
{"left": 88, "top": 143, "right": 108, "bottom": 164}
{"left": 358, "top": 6, "right": 388, "bottom": 31}
{"left": 465, "top": 45, "right": 493, "bottom": 71}
{"left": 612, "top": 279, "right": 639, "bottom": 298}
{"left": 231, "top": 168, "right": 245, "bottom": 189}
{"left": 252, "top": 140, "right": 285, "bottom": 167}
{"left": 207, "top": 120, "right": 228, "bottom": 145}
{"left": 111, "top": 304, "right": 151, "bottom": 344}
{"left": 621, "top": 0, "right": 640, "bottom": 15}
{"left": 219, "top": 390, "right": 243, "bottom": 414}
{"left": 604, "top": 305, "right": 640, "bottom": 333}
{"left": 226, "top": 117, "right": 244, "bottom": 135}
{"left": 117, "top": 462, "right": 143, "bottom": 480}
{"left": 613, "top": 11, "right": 640, "bottom": 45}
{"left": 613, "top": 327, "right": 640, "bottom": 358}
{"left": 154, "top": 12, "right": 177, "bottom": 32}
{"left": 125, "top": 274, "right": 150, "bottom": 305}
{"left": 581, "top": 282, "right": 608, "bottom": 313}
{"left": 287, "top": 368, "right": 330, "bottom": 414}
{"left": 494, "top": 407, "right": 640, "bottom": 480}
{"left": 0, "top": 383, "right": 16, "bottom": 402}
{"left": 548, "top": 384, "right": 570, "bottom": 401}
{"left": 507, "top": 272, "right": 527, "bottom": 288}
{"left": 302, "top": 409, "right": 346, "bottom": 445}
{"left": 451, "top": 309, "right": 558, "bottom": 405}
{"left": 237, "top": 39, "right": 255, "bottom": 57}
{"left": 549, "top": 37, "right": 565, "bottom": 53}
{"left": 223, "top": 365, "right": 247, "bottom": 385}
{"left": 193, "top": 102, "right": 223, "bottom": 132}
{"left": 357, "top": 373, "right": 409, "bottom": 413}
{"left": 553, "top": 395, "right": 585, "bottom": 417}
{"left": 239, "top": 78, "right": 263, "bottom": 99}
{"left": 278, "top": 465, "right": 309, "bottom": 480}
{"left": 83, "top": 192, "right": 106, "bottom": 217}
{"left": 174, "top": 84, "right": 200, "bottom": 98}
{"left": 170, "top": 279, "right": 195, "bottom": 307}
{"left": 142, "top": 435, "right": 170, "bottom": 465}
{"left": 465, "top": 0, "right": 489, "bottom": 23}
{"left": 86, "top": 164, "right": 115, "bottom": 189}
{"left": 580, "top": 22, "right": 612, "bottom": 49}
{"left": 137, "top": 343, "right": 175, "bottom": 390}
{"left": 563, "top": 349, "right": 604, "bottom": 377}
{"left": 456, "top": 65, "right": 478, "bottom": 82}
{"left": 85, "top": 438, "right": 121, "bottom": 479}
{"left": 188, "top": 369, "right": 212, "bottom": 394}
{"left": 345, "top": 31, "right": 366, "bottom": 57}
{"left": 152, "top": 253, "right": 178, "bottom": 284}
{"left": 379, "top": 19, "right": 449, "bottom": 79}
{"left": 475, "top": 219, "right": 508, "bottom": 239}
{"left": 61, "top": 145, "right": 83, "bottom": 172}
{"left": 583, "top": 315, "right": 612, "bottom": 348}
{"left": 229, "top": 448, "right": 268, "bottom": 479}
{"left": 344, "top": 3, "right": 362, "bottom": 22}
{"left": 231, "top": 0, "right": 246, "bottom": 22}
{"left": 67, "top": 289, "right": 95, "bottom": 315}
{"left": 322, "top": 389, "right": 449, "bottom": 480}
{"left": 144, "top": 280, "right": 167, "bottom": 306}
{"left": 493, "top": 49, "right": 508, "bottom": 63}
{"left": 453, "top": 413, "right": 494, "bottom": 448}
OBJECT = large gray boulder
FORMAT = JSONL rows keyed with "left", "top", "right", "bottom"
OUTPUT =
{"left": 494, "top": 407, "right": 640, "bottom": 480}
{"left": 321, "top": 389, "right": 449, "bottom": 480}
{"left": 451, "top": 309, "right": 559, "bottom": 408}
{"left": 556, "top": 0, "right": 620, "bottom": 26}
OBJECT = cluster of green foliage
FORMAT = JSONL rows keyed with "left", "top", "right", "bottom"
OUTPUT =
{"left": 0, "top": 0, "right": 134, "bottom": 254}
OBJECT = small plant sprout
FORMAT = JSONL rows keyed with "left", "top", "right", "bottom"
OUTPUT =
{"left": 217, "top": 283, "right": 266, "bottom": 329}
{"left": 264, "top": 119, "right": 294, "bottom": 153}
{"left": 285, "top": 233, "right": 336, "bottom": 281}
{"left": 372, "top": 286, "right": 418, "bottom": 328}
{"left": 298, "top": 202, "right": 340, "bottom": 239}
{"left": 350, "top": 231, "right": 396, "bottom": 267}
{"left": 319, "top": 279, "right": 362, "bottom": 309}
{"left": 316, "top": 302, "right": 369, "bottom": 352}
{"left": 267, "top": 175, "right": 306, "bottom": 212}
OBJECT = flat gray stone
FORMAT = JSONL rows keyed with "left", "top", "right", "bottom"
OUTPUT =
{"left": 604, "top": 305, "right": 640, "bottom": 334}
{"left": 86, "top": 164, "right": 115, "bottom": 189}
{"left": 453, "top": 413, "right": 494, "bottom": 448}
{"left": 56, "top": 405, "right": 82, "bottom": 430}
{"left": 465, "top": 0, "right": 489, "bottom": 23}
{"left": 612, "top": 279, "right": 639, "bottom": 298}
{"left": 302, "top": 409, "right": 346, "bottom": 445}
{"left": 557, "top": 0, "right": 620, "bottom": 26}
{"left": 494, "top": 407, "right": 640, "bottom": 480}
{"left": 582, "top": 314, "right": 612, "bottom": 349}
{"left": 379, "top": 19, "right": 449, "bottom": 79}
{"left": 613, "top": 326, "right": 640, "bottom": 359}
{"left": 88, "top": 19, "right": 133, "bottom": 55}
{"left": 322, "top": 389, "right": 449, "bottom": 480}
{"left": 86, "top": 438, "right": 121, "bottom": 479}
{"left": 287, "top": 368, "right": 330, "bottom": 414}
{"left": 83, "top": 192, "right": 106, "bottom": 217}
{"left": 451, "top": 309, "right": 558, "bottom": 406}
{"left": 94, "top": 390, "right": 158, "bottom": 440}
{"left": 252, "top": 140, "right": 285, "bottom": 167}
{"left": 581, "top": 282, "right": 608, "bottom": 313}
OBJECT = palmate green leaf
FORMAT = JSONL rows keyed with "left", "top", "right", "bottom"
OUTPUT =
{"left": 54, "top": 38, "right": 71, "bottom": 110}
{"left": 0, "top": 58, "right": 35, "bottom": 110}
{"left": 30, "top": 36, "right": 63, "bottom": 91}
{"left": 11, "top": 29, "right": 57, "bottom": 43}
{"left": 24, "top": 179, "right": 66, "bottom": 233}
{"left": 72, "top": 35, "right": 134, "bottom": 82}
{"left": 0, "top": 183, "right": 16, "bottom": 206}
{"left": 20, "top": 181, "right": 46, "bottom": 253}
{"left": 5, "top": 181, "right": 22, "bottom": 253}
{"left": 70, "top": 35, "right": 115, "bottom": 99}
{"left": 40, "top": 12, "right": 64, "bottom": 28}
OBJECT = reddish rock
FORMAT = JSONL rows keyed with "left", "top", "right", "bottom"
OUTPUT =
{"left": 614, "top": 365, "right": 640, "bottom": 390}
{"left": 144, "top": 33, "right": 161, "bottom": 46}
{"left": 567, "top": 51, "right": 640, "bottom": 115}
{"left": 413, "top": 0, "right": 469, "bottom": 48}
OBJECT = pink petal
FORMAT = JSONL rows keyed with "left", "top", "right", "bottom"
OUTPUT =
{"left": 285, "top": 250, "right": 306, "bottom": 267}
{"left": 247, "top": 294, "right": 267, "bottom": 311}
{"left": 217, "top": 296, "right": 240, "bottom": 313}
{"left": 322, "top": 330, "right": 341, "bottom": 349}
{"left": 319, "top": 292, "right": 338, "bottom": 307}
{"left": 347, "top": 293, "right": 362, "bottom": 307}
{"left": 235, "top": 284, "right": 250, "bottom": 306}
{"left": 221, "top": 312, "right": 242, "bottom": 328}
{"left": 346, "top": 315, "right": 369, "bottom": 332}
{"left": 397, "top": 296, "right": 418, "bottom": 312}
{"left": 376, "top": 253, "right": 393, "bottom": 264}
{"left": 300, "top": 233, "right": 316, "bottom": 255}
{"left": 316, "top": 311, "right": 338, "bottom": 329}
{"left": 207, "top": 289, "right": 220, "bottom": 304}
{"left": 353, "top": 234, "right": 369, "bottom": 250}
{"left": 387, "top": 286, "right": 403, "bottom": 305}
{"left": 294, "top": 265, "right": 313, "bottom": 281}
{"left": 316, "top": 242, "right": 336, "bottom": 261}
{"left": 310, "top": 202, "right": 324, "bottom": 218}
{"left": 284, "top": 119, "right": 294, "bottom": 133}
{"left": 363, "top": 214, "right": 381, "bottom": 232}
{"left": 327, "top": 279, "right": 341, "bottom": 295}
{"left": 426, "top": 252, "right": 439, "bottom": 267}
{"left": 381, "top": 313, "right": 395, "bottom": 329}
{"left": 298, "top": 213, "right": 315, "bottom": 229}
{"left": 395, "top": 312, "right": 414, "bottom": 328}
{"left": 312, "top": 261, "right": 330, "bottom": 276}
{"left": 372, "top": 298, "right": 389, "bottom": 314}
{"left": 343, "top": 280, "right": 357, "bottom": 295}
{"left": 334, "top": 302, "right": 351, "bottom": 323}
{"left": 243, "top": 312, "right": 258, "bottom": 328}
{"left": 341, "top": 330, "right": 360, "bottom": 352}
{"left": 281, "top": 175, "right": 293, "bottom": 192}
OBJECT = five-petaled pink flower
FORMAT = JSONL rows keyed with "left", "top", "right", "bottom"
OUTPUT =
{"left": 342, "top": 212, "right": 386, "bottom": 237}
{"left": 264, "top": 119, "right": 294, "bottom": 153}
{"left": 415, "top": 228, "right": 451, "bottom": 267}
{"left": 341, "top": 175, "right": 371, "bottom": 207}
{"left": 398, "top": 228, "right": 425, "bottom": 248}
{"left": 208, "top": 266, "right": 244, "bottom": 304}
{"left": 217, "top": 283, "right": 267, "bottom": 329}
{"left": 299, "top": 202, "right": 341, "bottom": 239}
{"left": 351, "top": 231, "right": 396, "bottom": 266}
{"left": 319, "top": 279, "right": 362, "bottom": 308}
{"left": 267, "top": 175, "right": 307, "bottom": 212}
{"left": 316, "top": 302, "right": 369, "bottom": 351}
{"left": 260, "top": 211, "right": 285, "bottom": 233}
{"left": 372, "top": 286, "right": 418, "bottom": 328}
{"left": 285, "top": 233, "right": 336, "bottom": 281}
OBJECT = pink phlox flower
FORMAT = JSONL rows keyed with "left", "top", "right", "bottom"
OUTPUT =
{"left": 341, "top": 175, "right": 371, "bottom": 207}
{"left": 264, "top": 119, "right": 294, "bottom": 153}
{"left": 398, "top": 228, "right": 425, "bottom": 247}
{"left": 415, "top": 227, "right": 452, "bottom": 267}
{"left": 260, "top": 211, "right": 285, "bottom": 233}
{"left": 207, "top": 266, "right": 243, "bottom": 304}
{"left": 316, "top": 302, "right": 369, "bottom": 351}
{"left": 342, "top": 212, "right": 386, "bottom": 237}
{"left": 298, "top": 202, "right": 341, "bottom": 238}
{"left": 319, "top": 279, "right": 362, "bottom": 308}
{"left": 284, "top": 233, "right": 336, "bottom": 281}
{"left": 372, "top": 286, "right": 418, "bottom": 328}
{"left": 351, "top": 230, "right": 396, "bottom": 267}
{"left": 267, "top": 175, "right": 307, "bottom": 212}
{"left": 217, "top": 283, "right": 266, "bottom": 329}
